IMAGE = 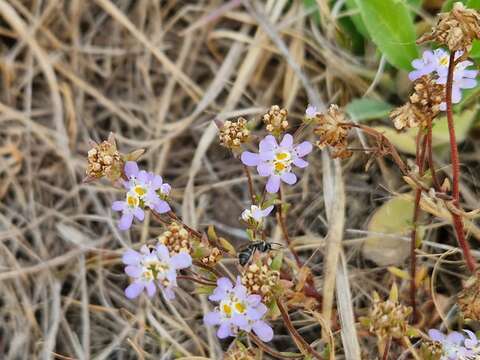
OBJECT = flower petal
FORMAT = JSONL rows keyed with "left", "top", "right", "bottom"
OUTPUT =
{"left": 261, "top": 205, "right": 274, "bottom": 217}
{"left": 217, "top": 322, "right": 233, "bottom": 339}
{"left": 156, "top": 244, "right": 170, "bottom": 261}
{"left": 257, "top": 162, "right": 273, "bottom": 177}
{"left": 241, "top": 151, "right": 260, "bottom": 166}
{"left": 266, "top": 175, "right": 281, "bottom": 193}
{"left": 204, "top": 311, "right": 222, "bottom": 326}
{"left": 154, "top": 200, "right": 171, "bottom": 214}
{"left": 112, "top": 201, "right": 126, "bottom": 211}
{"left": 279, "top": 133, "right": 293, "bottom": 148}
{"left": 295, "top": 141, "right": 313, "bottom": 157}
{"left": 293, "top": 158, "right": 308, "bottom": 168}
{"left": 123, "top": 249, "right": 141, "bottom": 265}
{"left": 171, "top": 252, "right": 192, "bottom": 269}
{"left": 281, "top": 172, "right": 297, "bottom": 185}
{"left": 125, "top": 265, "right": 142, "bottom": 278}
{"left": 163, "top": 286, "right": 176, "bottom": 300}
{"left": 145, "top": 281, "right": 157, "bottom": 297}
{"left": 446, "top": 331, "right": 464, "bottom": 345}
{"left": 119, "top": 213, "right": 134, "bottom": 230}
{"left": 125, "top": 282, "right": 144, "bottom": 299}
{"left": 252, "top": 320, "right": 274, "bottom": 342}
{"left": 133, "top": 207, "right": 145, "bottom": 221}
{"left": 259, "top": 135, "right": 278, "bottom": 152}
{"left": 124, "top": 161, "right": 139, "bottom": 178}
{"left": 151, "top": 175, "right": 163, "bottom": 189}
{"left": 137, "top": 170, "right": 149, "bottom": 184}
{"left": 428, "top": 329, "right": 446, "bottom": 342}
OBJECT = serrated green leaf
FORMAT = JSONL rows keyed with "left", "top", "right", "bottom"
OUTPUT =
{"left": 353, "top": 0, "right": 419, "bottom": 70}
{"left": 346, "top": 98, "right": 393, "bottom": 122}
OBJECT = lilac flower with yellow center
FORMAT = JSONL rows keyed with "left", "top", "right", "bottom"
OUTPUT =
{"left": 112, "top": 161, "right": 171, "bottom": 230}
{"left": 122, "top": 244, "right": 191, "bottom": 300}
{"left": 428, "top": 329, "right": 480, "bottom": 360}
{"left": 241, "top": 134, "right": 312, "bottom": 193}
{"left": 204, "top": 277, "right": 273, "bottom": 342}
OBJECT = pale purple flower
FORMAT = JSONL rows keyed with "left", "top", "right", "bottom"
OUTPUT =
{"left": 204, "top": 277, "right": 274, "bottom": 342}
{"left": 241, "top": 205, "right": 274, "bottom": 223}
{"left": 428, "top": 329, "right": 480, "bottom": 360}
{"left": 409, "top": 49, "right": 478, "bottom": 111}
{"left": 305, "top": 104, "right": 318, "bottom": 119}
{"left": 112, "top": 161, "right": 171, "bottom": 230}
{"left": 122, "top": 244, "right": 192, "bottom": 300}
{"left": 241, "top": 134, "right": 312, "bottom": 193}
{"left": 437, "top": 61, "right": 478, "bottom": 110}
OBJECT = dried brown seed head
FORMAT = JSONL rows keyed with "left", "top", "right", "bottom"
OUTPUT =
{"left": 417, "top": 2, "right": 480, "bottom": 52}
{"left": 241, "top": 259, "right": 279, "bottom": 304}
{"left": 314, "top": 104, "right": 352, "bottom": 159}
{"left": 458, "top": 271, "right": 480, "bottom": 320}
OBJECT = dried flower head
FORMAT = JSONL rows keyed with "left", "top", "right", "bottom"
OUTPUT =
{"left": 224, "top": 344, "right": 257, "bottom": 360}
{"left": 158, "top": 222, "right": 191, "bottom": 255}
{"left": 85, "top": 133, "right": 122, "bottom": 181}
{"left": 420, "top": 340, "right": 444, "bottom": 360}
{"left": 360, "top": 284, "right": 413, "bottom": 340}
{"left": 390, "top": 103, "right": 421, "bottom": 130}
{"left": 417, "top": 2, "right": 480, "bottom": 52}
{"left": 458, "top": 271, "right": 480, "bottom": 320}
{"left": 241, "top": 261, "right": 280, "bottom": 304}
{"left": 200, "top": 246, "right": 222, "bottom": 267}
{"left": 314, "top": 104, "right": 352, "bottom": 159}
{"left": 219, "top": 118, "right": 250, "bottom": 149}
{"left": 263, "top": 105, "right": 289, "bottom": 134}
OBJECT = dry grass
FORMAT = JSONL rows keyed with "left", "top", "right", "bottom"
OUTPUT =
{"left": 1, "top": 1, "right": 479, "bottom": 359}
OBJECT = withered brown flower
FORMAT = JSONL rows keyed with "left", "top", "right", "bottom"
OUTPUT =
{"left": 314, "top": 104, "right": 352, "bottom": 159}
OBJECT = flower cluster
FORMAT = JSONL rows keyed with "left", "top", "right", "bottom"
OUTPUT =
{"left": 417, "top": 2, "right": 480, "bottom": 52}
{"left": 158, "top": 222, "right": 191, "bottom": 255}
{"left": 112, "top": 161, "right": 171, "bottom": 230}
{"left": 204, "top": 277, "right": 273, "bottom": 342}
{"left": 241, "top": 134, "right": 312, "bottom": 193}
{"left": 85, "top": 133, "right": 122, "bottom": 182}
{"left": 122, "top": 244, "right": 192, "bottom": 300}
{"left": 241, "top": 262, "right": 279, "bottom": 304}
{"left": 409, "top": 49, "right": 477, "bottom": 111}
{"left": 426, "top": 329, "right": 480, "bottom": 360}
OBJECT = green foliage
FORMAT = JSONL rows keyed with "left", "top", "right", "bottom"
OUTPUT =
{"left": 346, "top": 98, "right": 393, "bottom": 122}
{"left": 351, "top": 0, "right": 419, "bottom": 70}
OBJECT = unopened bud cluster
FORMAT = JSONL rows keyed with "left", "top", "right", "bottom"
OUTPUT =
{"left": 241, "top": 262, "right": 279, "bottom": 304}
{"left": 200, "top": 246, "right": 222, "bottom": 267}
{"left": 158, "top": 222, "right": 191, "bottom": 255}
{"left": 314, "top": 104, "right": 352, "bottom": 159}
{"left": 418, "top": 2, "right": 480, "bottom": 51}
{"left": 263, "top": 105, "right": 289, "bottom": 134}
{"left": 86, "top": 135, "right": 122, "bottom": 181}
{"left": 219, "top": 118, "right": 250, "bottom": 149}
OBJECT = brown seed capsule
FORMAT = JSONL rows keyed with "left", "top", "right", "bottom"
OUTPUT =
{"left": 417, "top": 2, "right": 480, "bottom": 52}
{"left": 314, "top": 104, "right": 352, "bottom": 159}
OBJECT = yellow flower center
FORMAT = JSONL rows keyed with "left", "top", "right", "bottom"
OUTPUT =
{"left": 222, "top": 303, "right": 232, "bottom": 316}
{"left": 275, "top": 152, "right": 290, "bottom": 161}
{"left": 274, "top": 162, "right": 286, "bottom": 172}
{"left": 234, "top": 302, "right": 246, "bottom": 313}
{"left": 272, "top": 151, "right": 292, "bottom": 174}
{"left": 134, "top": 185, "right": 147, "bottom": 196}
{"left": 439, "top": 56, "right": 449, "bottom": 66}
{"left": 127, "top": 194, "right": 140, "bottom": 207}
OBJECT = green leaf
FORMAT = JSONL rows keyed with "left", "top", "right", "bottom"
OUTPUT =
{"left": 345, "top": 0, "right": 369, "bottom": 37}
{"left": 363, "top": 196, "right": 418, "bottom": 266}
{"left": 467, "top": 0, "right": 480, "bottom": 8}
{"left": 353, "top": 0, "right": 419, "bottom": 70}
{"left": 346, "top": 98, "right": 393, "bottom": 122}
{"left": 442, "top": 0, "right": 468, "bottom": 11}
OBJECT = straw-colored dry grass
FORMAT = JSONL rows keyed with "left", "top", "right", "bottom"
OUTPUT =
{"left": 1, "top": 1, "right": 479, "bottom": 359}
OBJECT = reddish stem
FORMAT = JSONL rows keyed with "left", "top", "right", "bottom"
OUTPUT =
{"left": 382, "top": 337, "right": 392, "bottom": 360}
{"left": 445, "top": 51, "right": 476, "bottom": 272}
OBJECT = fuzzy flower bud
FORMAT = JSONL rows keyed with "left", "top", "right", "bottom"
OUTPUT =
{"left": 263, "top": 105, "right": 289, "bottom": 135}
{"left": 219, "top": 118, "right": 250, "bottom": 149}
{"left": 417, "top": 2, "right": 480, "bottom": 52}
{"left": 314, "top": 104, "right": 352, "bottom": 159}
{"left": 158, "top": 222, "right": 191, "bottom": 255}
